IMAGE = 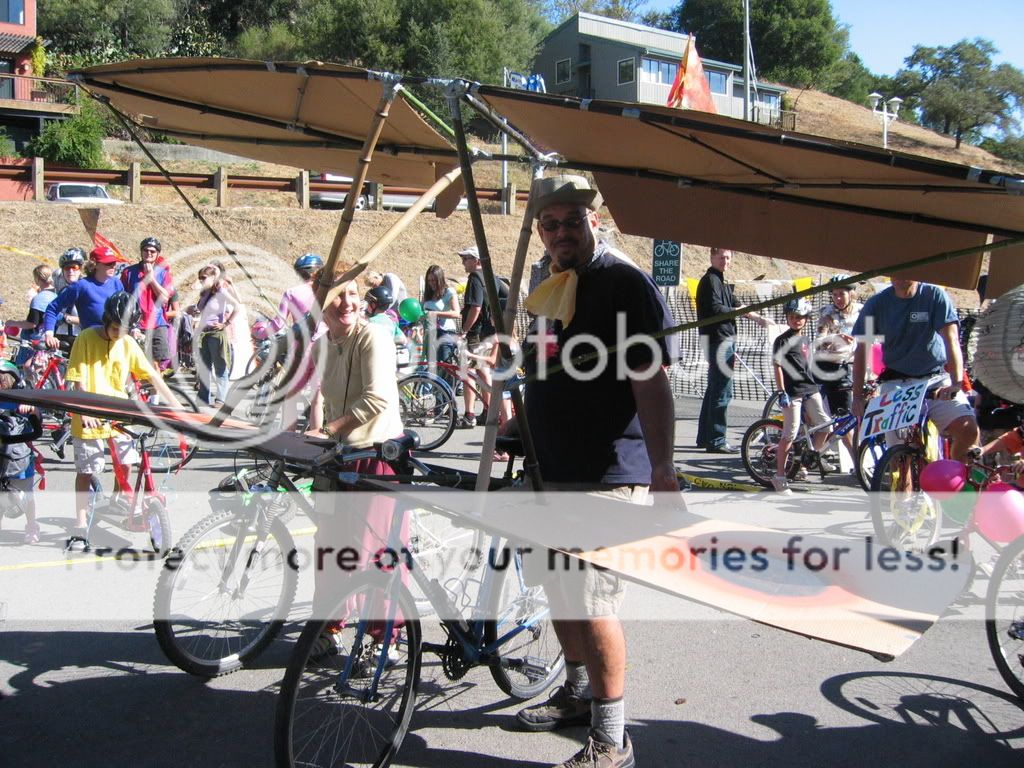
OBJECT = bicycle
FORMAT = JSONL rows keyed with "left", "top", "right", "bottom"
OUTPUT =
{"left": 395, "top": 370, "right": 457, "bottom": 451}
{"left": 152, "top": 432, "right": 510, "bottom": 679}
{"left": 273, "top": 466, "right": 564, "bottom": 768}
{"left": 133, "top": 373, "right": 203, "bottom": 473}
{"left": 22, "top": 340, "right": 73, "bottom": 458}
{"left": 70, "top": 422, "right": 173, "bottom": 556}
{"left": 741, "top": 408, "right": 862, "bottom": 488}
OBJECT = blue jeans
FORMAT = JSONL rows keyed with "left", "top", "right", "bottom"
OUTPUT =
{"left": 697, "top": 339, "right": 735, "bottom": 448}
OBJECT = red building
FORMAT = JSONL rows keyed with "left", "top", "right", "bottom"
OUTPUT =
{"left": 1, "top": 0, "right": 78, "bottom": 153}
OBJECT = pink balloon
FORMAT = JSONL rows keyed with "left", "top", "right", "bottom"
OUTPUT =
{"left": 920, "top": 460, "right": 967, "bottom": 494}
{"left": 974, "top": 483, "right": 1024, "bottom": 543}
{"left": 870, "top": 343, "right": 885, "bottom": 377}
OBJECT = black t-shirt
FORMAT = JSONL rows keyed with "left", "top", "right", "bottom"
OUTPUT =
{"left": 772, "top": 328, "right": 818, "bottom": 397}
{"left": 462, "top": 271, "right": 494, "bottom": 339}
{"left": 524, "top": 249, "right": 676, "bottom": 485}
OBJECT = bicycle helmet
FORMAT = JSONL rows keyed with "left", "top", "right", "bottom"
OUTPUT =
{"left": 783, "top": 298, "right": 814, "bottom": 316}
{"left": 293, "top": 253, "right": 324, "bottom": 273}
{"left": 140, "top": 236, "right": 161, "bottom": 252}
{"left": 828, "top": 274, "right": 855, "bottom": 290}
{"left": 102, "top": 291, "right": 142, "bottom": 329}
{"left": 365, "top": 285, "right": 393, "bottom": 312}
{"left": 59, "top": 247, "right": 86, "bottom": 268}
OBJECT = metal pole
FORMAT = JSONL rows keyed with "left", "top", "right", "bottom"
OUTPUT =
{"left": 316, "top": 82, "right": 401, "bottom": 307}
{"left": 501, "top": 69, "right": 509, "bottom": 215}
{"left": 743, "top": 0, "right": 751, "bottom": 121}
{"left": 446, "top": 81, "right": 543, "bottom": 492}
{"left": 882, "top": 103, "right": 889, "bottom": 149}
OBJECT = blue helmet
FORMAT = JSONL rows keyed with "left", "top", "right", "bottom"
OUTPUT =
{"left": 783, "top": 298, "right": 814, "bottom": 317}
{"left": 59, "top": 247, "right": 86, "bottom": 268}
{"left": 294, "top": 253, "right": 324, "bottom": 273}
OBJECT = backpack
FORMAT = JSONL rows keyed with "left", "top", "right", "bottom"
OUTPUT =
{"left": 0, "top": 411, "right": 34, "bottom": 479}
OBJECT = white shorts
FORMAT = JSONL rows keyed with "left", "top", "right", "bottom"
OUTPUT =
{"left": 879, "top": 374, "right": 975, "bottom": 444}
{"left": 73, "top": 435, "right": 139, "bottom": 475}
{"left": 781, "top": 392, "right": 829, "bottom": 442}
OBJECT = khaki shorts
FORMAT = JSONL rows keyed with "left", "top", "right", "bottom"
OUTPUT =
{"left": 523, "top": 483, "right": 648, "bottom": 618}
{"left": 780, "top": 392, "right": 829, "bottom": 442}
{"left": 73, "top": 435, "right": 139, "bottom": 475}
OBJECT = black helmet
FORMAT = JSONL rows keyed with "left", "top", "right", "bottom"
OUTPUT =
{"left": 59, "top": 247, "right": 86, "bottom": 268}
{"left": 140, "top": 237, "right": 161, "bottom": 252}
{"left": 365, "top": 285, "right": 393, "bottom": 312}
{"left": 102, "top": 291, "right": 142, "bottom": 329}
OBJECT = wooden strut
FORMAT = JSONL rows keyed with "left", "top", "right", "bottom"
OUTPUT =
{"left": 447, "top": 85, "right": 544, "bottom": 492}
{"left": 316, "top": 83, "right": 401, "bottom": 308}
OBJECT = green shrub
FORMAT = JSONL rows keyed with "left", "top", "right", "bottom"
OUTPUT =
{"left": 26, "top": 98, "right": 107, "bottom": 168}
{"left": 0, "top": 127, "right": 16, "bottom": 157}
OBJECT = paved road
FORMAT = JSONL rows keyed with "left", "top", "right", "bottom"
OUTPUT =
{"left": 1, "top": 398, "right": 1021, "bottom": 767}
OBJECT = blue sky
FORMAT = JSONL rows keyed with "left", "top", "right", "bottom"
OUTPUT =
{"left": 647, "top": 0, "right": 1023, "bottom": 75}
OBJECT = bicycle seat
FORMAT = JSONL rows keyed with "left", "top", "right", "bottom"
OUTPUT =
{"left": 495, "top": 435, "right": 524, "bottom": 457}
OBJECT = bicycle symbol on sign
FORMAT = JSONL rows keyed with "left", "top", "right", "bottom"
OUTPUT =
{"left": 653, "top": 241, "right": 681, "bottom": 259}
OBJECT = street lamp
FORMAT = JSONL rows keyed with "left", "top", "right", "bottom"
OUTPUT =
{"left": 868, "top": 92, "right": 903, "bottom": 149}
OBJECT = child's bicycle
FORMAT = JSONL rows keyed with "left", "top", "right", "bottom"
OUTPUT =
{"left": 22, "top": 340, "right": 73, "bottom": 458}
{"left": 66, "top": 423, "right": 173, "bottom": 556}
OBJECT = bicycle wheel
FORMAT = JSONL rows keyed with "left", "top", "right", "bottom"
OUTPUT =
{"left": 869, "top": 445, "right": 941, "bottom": 551}
{"left": 153, "top": 506, "right": 298, "bottom": 677}
{"left": 741, "top": 418, "right": 802, "bottom": 488}
{"left": 144, "top": 497, "right": 173, "bottom": 554}
{"left": 855, "top": 434, "right": 886, "bottom": 493}
{"left": 146, "top": 383, "right": 202, "bottom": 472}
{"left": 986, "top": 535, "right": 1024, "bottom": 700}
{"left": 397, "top": 373, "right": 456, "bottom": 451}
{"left": 486, "top": 550, "right": 565, "bottom": 699}
{"left": 762, "top": 390, "right": 786, "bottom": 420}
{"left": 275, "top": 575, "right": 421, "bottom": 768}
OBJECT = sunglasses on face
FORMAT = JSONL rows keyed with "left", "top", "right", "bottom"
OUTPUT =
{"left": 538, "top": 215, "right": 587, "bottom": 233}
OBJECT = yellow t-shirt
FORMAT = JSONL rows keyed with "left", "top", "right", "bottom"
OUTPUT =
{"left": 65, "top": 327, "right": 157, "bottom": 440}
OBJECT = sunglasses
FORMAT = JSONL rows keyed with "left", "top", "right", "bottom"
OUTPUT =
{"left": 538, "top": 215, "right": 587, "bottom": 233}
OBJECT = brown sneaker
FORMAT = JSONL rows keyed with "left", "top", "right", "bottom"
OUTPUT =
{"left": 516, "top": 683, "right": 592, "bottom": 732}
{"left": 556, "top": 730, "right": 634, "bottom": 768}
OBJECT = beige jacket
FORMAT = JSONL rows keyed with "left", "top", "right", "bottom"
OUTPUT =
{"left": 320, "top": 321, "right": 403, "bottom": 448}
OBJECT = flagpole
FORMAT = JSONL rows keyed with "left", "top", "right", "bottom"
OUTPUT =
{"left": 743, "top": 0, "right": 751, "bottom": 121}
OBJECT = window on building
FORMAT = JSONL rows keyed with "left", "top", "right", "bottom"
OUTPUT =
{"left": 759, "top": 92, "right": 781, "bottom": 110}
{"left": 555, "top": 58, "right": 571, "bottom": 85}
{"left": 640, "top": 58, "right": 678, "bottom": 85}
{"left": 617, "top": 57, "right": 635, "bottom": 86}
{"left": 705, "top": 70, "right": 728, "bottom": 94}
{"left": 1, "top": 0, "right": 25, "bottom": 25}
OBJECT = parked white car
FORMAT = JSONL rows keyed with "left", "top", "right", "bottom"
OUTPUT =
{"left": 45, "top": 183, "right": 124, "bottom": 205}
{"left": 310, "top": 173, "right": 468, "bottom": 211}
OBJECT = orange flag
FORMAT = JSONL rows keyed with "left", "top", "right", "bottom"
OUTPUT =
{"left": 666, "top": 36, "right": 717, "bottom": 113}
{"left": 93, "top": 232, "right": 129, "bottom": 263}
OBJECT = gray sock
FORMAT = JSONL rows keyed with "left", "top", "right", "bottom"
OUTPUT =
{"left": 591, "top": 697, "right": 625, "bottom": 748}
{"left": 564, "top": 661, "right": 591, "bottom": 699}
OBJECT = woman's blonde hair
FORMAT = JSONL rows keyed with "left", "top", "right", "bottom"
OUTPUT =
{"left": 32, "top": 264, "right": 53, "bottom": 286}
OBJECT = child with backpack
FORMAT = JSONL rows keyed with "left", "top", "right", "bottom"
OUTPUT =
{"left": 0, "top": 361, "right": 42, "bottom": 543}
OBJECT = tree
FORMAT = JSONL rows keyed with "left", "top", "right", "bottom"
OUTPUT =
{"left": 665, "top": 0, "right": 843, "bottom": 87}
{"left": 39, "top": 0, "right": 176, "bottom": 69}
{"left": 898, "top": 39, "right": 1024, "bottom": 148}
{"left": 980, "top": 134, "right": 1024, "bottom": 165}
{"left": 538, "top": 0, "right": 647, "bottom": 23}
{"left": 27, "top": 99, "right": 108, "bottom": 168}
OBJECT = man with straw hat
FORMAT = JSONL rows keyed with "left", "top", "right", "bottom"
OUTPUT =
{"left": 519, "top": 173, "right": 677, "bottom": 768}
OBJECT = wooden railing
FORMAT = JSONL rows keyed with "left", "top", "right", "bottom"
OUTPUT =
{"left": 0, "top": 159, "right": 531, "bottom": 213}
{"left": 0, "top": 74, "right": 79, "bottom": 113}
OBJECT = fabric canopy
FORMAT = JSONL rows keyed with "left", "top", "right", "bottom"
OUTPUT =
{"left": 72, "top": 58, "right": 460, "bottom": 187}
{"left": 476, "top": 86, "right": 1024, "bottom": 290}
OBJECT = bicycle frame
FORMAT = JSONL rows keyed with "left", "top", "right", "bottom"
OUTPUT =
{"left": 102, "top": 426, "right": 162, "bottom": 533}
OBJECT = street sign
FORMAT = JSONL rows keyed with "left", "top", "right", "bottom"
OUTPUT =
{"left": 652, "top": 240, "right": 681, "bottom": 286}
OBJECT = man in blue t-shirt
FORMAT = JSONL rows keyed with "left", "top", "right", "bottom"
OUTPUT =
{"left": 852, "top": 278, "right": 978, "bottom": 461}
{"left": 42, "top": 246, "right": 123, "bottom": 350}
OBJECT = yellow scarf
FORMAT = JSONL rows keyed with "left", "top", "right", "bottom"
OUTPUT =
{"left": 525, "top": 265, "right": 578, "bottom": 325}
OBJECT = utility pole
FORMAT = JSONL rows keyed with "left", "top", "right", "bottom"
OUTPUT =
{"left": 745, "top": 0, "right": 753, "bottom": 120}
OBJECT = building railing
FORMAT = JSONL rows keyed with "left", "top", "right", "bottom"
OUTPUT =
{"left": 0, "top": 74, "right": 79, "bottom": 111}
{"left": 751, "top": 106, "right": 797, "bottom": 131}
{"left": 0, "top": 159, "right": 531, "bottom": 213}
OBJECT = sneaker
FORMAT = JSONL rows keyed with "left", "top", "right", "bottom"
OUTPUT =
{"left": 455, "top": 415, "right": 476, "bottom": 430}
{"left": 556, "top": 729, "right": 634, "bottom": 768}
{"left": 516, "top": 683, "right": 592, "bottom": 732}
{"left": 64, "top": 527, "right": 91, "bottom": 553}
{"left": 23, "top": 522, "right": 40, "bottom": 544}
{"left": 793, "top": 466, "right": 808, "bottom": 481}
{"left": 350, "top": 642, "right": 401, "bottom": 678}
{"left": 819, "top": 452, "right": 840, "bottom": 473}
{"left": 771, "top": 475, "right": 793, "bottom": 495}
{"left": 308, "top": 624, "right": 343, "bottom": 663}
